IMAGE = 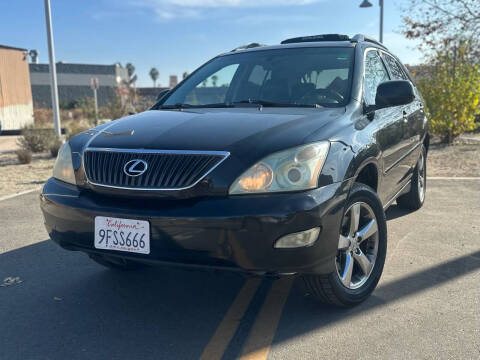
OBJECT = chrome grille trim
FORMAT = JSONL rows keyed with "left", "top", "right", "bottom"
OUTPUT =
{"left": 83, "top": 148, "right": 230, "bottom": 191}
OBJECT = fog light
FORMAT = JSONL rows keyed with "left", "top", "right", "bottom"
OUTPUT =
{"left": 274, "top": 227, "right": 320, "bottom": 248}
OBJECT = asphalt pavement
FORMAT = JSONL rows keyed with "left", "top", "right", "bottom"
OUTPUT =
{"left": 0, "top": 179, "right": 479, "bottom": 360}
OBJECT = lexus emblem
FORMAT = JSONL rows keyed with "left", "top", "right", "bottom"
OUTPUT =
{"left": 124, "top": 159, "right": 148, "bottom": 177}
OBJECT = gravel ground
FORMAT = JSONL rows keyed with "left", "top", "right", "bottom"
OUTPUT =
{"left": 0, "top": 153, "right": 54, "bottom": 197}
{"left": 0, "top": 140, "right": 478, "bottom": 198}
{"left": 428, "top": 142, "right": 480, "bottom": 177}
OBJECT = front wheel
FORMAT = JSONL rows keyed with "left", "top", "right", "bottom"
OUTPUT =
{"left": 302, "top": 183, "right": 387, "bottom": 307}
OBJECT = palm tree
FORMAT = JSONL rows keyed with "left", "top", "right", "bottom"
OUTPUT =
{"left": 211, "top": 75, "right": 218, "bottom": 87}
{"left": 202, "top": 79, "right": 208, "bottom": 87}
{"left": 149, "top": 67, "right": 159, "bottom": 88}
{"left": 126, "top": 63, "right": 135, "bottom": 79}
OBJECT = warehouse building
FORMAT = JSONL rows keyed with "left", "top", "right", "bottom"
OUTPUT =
{"left": 0, "top": 44, "right": 34, "bottom": 131}
{"left": 30, "top": 62, "right": 129, "bottom": 108}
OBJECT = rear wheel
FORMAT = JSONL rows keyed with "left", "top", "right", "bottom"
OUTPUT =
{"left": 397, "top": 145, "right": 426, "bottom": 210}
{"left": 89, "top": 254, "right": 146, "bottom": 271}
{"left": 302, "top": 183, "right": 387, "bottom": 307}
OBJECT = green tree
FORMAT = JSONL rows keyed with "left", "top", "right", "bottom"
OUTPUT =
{"left": 417, "top": 45, "right": 480, "bottom": 144}
{"left": 149, "top": 67, "right": 159, "bottom": 87}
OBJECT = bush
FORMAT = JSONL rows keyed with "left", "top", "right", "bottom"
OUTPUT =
{"left": 74, "top": 97, "right": 97, "bottom": 121}
{"left": 50, "top": 139, "right": 63, "bottom": 157}
{"left": 16, "top": 149, "right": 32, "bottom": 164}
{"left": 18, "top": 127, "right": 57, "bottom": 153}
{"left": 33, "top": 108, "right": 53, "bottom": 127}
{"left": 65, "top": 119, "right": 93, "bottom": 139}
{"left": 417, "top": 45, "right": 480, "bottom": 144}
{"left": 100, "top": 95, "right": 127, "bottom": 120}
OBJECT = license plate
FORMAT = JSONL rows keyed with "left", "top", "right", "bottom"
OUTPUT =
{"left": 94, "top": 216, "right": 150, "bottom": 254}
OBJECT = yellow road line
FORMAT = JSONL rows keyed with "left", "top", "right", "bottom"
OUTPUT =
{"left": 200, "top": 277, "right": 262, "bottom": 360}
{"left": 239, "top": 277, "right": 294, "bottom": 360}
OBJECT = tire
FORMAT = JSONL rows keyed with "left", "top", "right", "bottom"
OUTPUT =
{"left": 88, "top": 254, "right": 146, "bottom": 271}
{"left": 397, "top": 145, "right": 426, "bottom": 211}
{"left": 302, "top": 183, "right": 387, "bottom": 307}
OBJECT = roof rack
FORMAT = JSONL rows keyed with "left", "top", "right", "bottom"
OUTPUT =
{"left": 350, "top": 34, "right": 387, "bottom": 50}
{"left": 281, "top": 34, "right": 350, "bottom": 45}
{"left": 231, "top": 43, "right": 266, "bottom": 52}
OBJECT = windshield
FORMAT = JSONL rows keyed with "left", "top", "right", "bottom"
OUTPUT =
{"left": 154, "top": 47, "right": 354, "bottom": 109}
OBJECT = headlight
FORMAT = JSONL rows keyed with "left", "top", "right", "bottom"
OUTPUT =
{"left": 53, "top": 142, "right": 76, "bottom": 185}
{"left": 229, "top": 141, "right": 330, "bottom": 194}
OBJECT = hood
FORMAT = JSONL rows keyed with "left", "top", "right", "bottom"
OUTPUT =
{"left": 86, "top": 107, "right": 344, "bottom": 162}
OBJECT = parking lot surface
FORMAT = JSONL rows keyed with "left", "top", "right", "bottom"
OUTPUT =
{"left": 0, "top": 179, "right": 479, "bottom": 360}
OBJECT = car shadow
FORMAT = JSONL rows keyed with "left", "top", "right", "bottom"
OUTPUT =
{"left": 385, "top": 203, "right": 412, "bottom": 220}
{"left": 270, "top": 249, "right": 480, "bottom": 356}
{"left": 0, "top": 240, "right": 245, "bottom": 360}
{"left": 1, "top": 239, "right": 479, "bottom": 360}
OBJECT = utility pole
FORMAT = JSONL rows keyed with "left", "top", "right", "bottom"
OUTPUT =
{"left": 44, "top": 0, "right": 61, "bottom": 138}
{"left": 90, "top": 77, "right": 99, "bottom": 126}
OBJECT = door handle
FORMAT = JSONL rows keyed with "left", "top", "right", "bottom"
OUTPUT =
{"left": 402, "top": 110, "right": 408, "bottom": 123}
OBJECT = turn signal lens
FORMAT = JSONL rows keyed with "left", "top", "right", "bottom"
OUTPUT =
{"left": 236, "top": 163, "right": 273, "bottom": 192}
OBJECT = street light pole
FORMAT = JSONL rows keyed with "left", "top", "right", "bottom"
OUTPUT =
{"left": 44, "top": 0, "right": 61, "bottom": 138}
{"left": 359, "top": 0, "right": 384, "bottom": 43}
{"left": 379, "top": 0, "right": 384, "bottom": 43}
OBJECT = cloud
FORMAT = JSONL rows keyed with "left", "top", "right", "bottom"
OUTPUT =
{"left": 129, "top": 0, "right": 322, "bottom": 20}
{"left": 232, "top": 14, "right": 319, "bottom": 25}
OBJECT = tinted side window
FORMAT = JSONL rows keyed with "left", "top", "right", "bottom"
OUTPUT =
{"left": 383, "top": 54, "right": 408, "bottom": 80}
{"left": 364, "top": 50, "right": 389, "bottom": 105}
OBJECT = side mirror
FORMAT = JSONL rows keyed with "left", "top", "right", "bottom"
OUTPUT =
{"left": 375, "top": 80, "right": 415, "bottom": 110}
{"left": 156, "top": 88, "right": 171, "bottom": 102}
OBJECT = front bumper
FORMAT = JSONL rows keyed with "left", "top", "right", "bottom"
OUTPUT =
{"left": 40, "top": 178, "right": 350, "bottom": 275}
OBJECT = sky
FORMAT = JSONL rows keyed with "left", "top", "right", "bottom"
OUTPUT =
{"left": 0, "top": 0, "right": 422, "bottom": 87}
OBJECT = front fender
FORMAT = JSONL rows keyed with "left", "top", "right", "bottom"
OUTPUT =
{"left": 318, "top": 141, "right": 355, "bottom": 186}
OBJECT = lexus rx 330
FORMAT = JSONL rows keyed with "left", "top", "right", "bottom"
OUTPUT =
{"left": 40, "top": 34, "right": 429, "bottom": 307}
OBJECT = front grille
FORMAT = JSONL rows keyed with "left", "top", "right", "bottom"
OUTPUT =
{"left": 83, "top": 149, "right": 229, "bottom": 190}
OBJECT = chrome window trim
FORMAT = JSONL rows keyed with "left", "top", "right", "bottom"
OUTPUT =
{"left": 83, "top": 148, "right": 230, "bottom": 191}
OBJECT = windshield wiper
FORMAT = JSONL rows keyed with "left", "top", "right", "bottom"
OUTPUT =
{"left": 232, "top": 99, "right": 322, "bottom": 108}
{"left": 159, "top": 103, "right": 234, "bottom": 110}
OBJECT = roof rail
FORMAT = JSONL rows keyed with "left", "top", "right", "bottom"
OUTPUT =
{"left": 231, "top": 43, "right": 265, "bottom": 52}
{"left": 281, "top": 34, "right": 350, "bottom": 44}
{"left": 351, "top": 34, "right": 387, "bottom": 50}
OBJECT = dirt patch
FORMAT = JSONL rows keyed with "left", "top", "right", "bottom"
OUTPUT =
{"left": 0, "top": 136, "right": 21, "bottom": 153}
{"left": 428, "top": 140, "right": 480, "bottom": 177}
{"left": 0, "top": 153, "right": 55, "bottom": 197}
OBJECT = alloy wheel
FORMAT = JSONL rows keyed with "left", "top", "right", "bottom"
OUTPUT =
{"left": 418, "top": 151, "right": 426, "bottom": 203}
{"left": 336, "top": 201, "right": 379, "bottom": 289}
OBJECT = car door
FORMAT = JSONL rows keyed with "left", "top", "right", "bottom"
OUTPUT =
{"left": 363, "top": 49, "right": 407, "bottom": 203}
{"left": 382, "top": 53, "right": 424, "bottom": 169}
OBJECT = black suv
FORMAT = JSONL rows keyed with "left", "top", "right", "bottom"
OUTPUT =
{"left": 41, "top": 34, "right": 428, "bottom": 307}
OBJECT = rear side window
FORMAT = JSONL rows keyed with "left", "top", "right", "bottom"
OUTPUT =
{"left": 364, "top": 50, "right": 389, "bottom": 105}
{"left": 383, "top": 54, "right": 408, "bottom": 80}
